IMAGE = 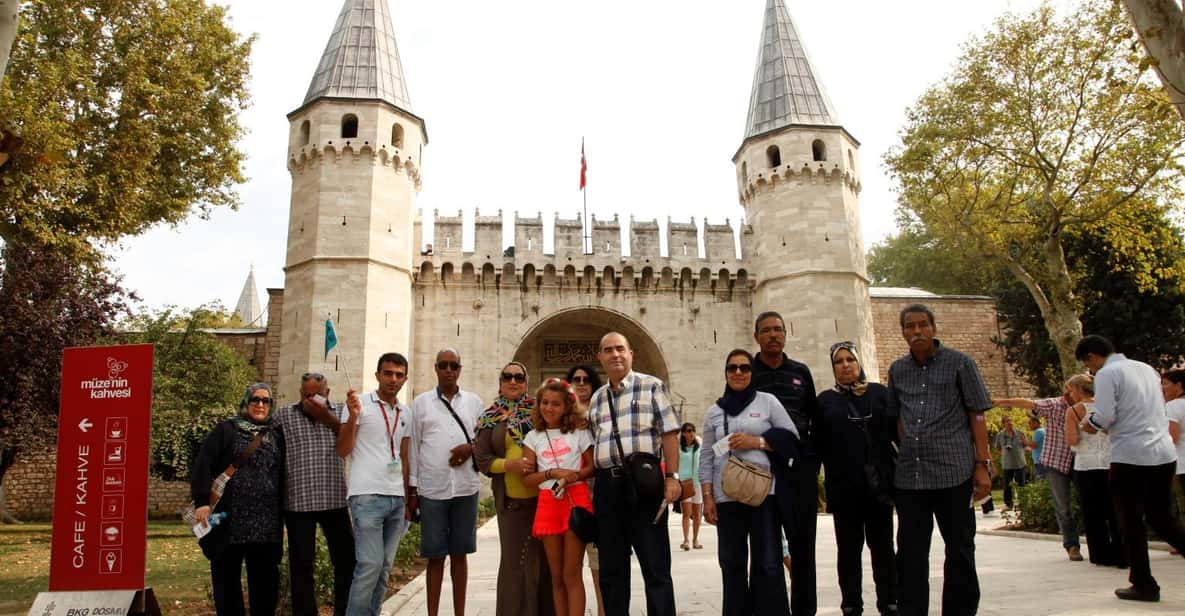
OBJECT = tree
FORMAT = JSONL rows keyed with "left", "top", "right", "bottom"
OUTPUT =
{"left": 119, "top": 305, "right": 256, "bottom": 481}
{"left": 0, "top": 0, "right": 253, "bottom": 257}
{"left": 884, "top": 0, "right": 1185, "bottom": 380}
{"left": 1122, "top": 0, "right": 1185, "bottom": 122}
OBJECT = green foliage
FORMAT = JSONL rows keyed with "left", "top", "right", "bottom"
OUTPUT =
{"left": 0, "top": 0, "right": 254, "bottom": 258}
{"left": 1016, "top": 478, "right": 1081, "bottom": 534}
{"left": 117, "top": 304, "right": 256, "bottom": 481}
{"left": 883, "top": 0, "right": 1185, "bottom": 380}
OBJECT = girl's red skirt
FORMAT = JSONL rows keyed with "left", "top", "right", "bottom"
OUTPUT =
{"left": 533, "top": 481, "right": 593, "bottom": 537}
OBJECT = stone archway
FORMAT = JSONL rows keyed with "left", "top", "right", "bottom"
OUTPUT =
{"left": 512, "top": 307, "right": 671, "bottom": 388}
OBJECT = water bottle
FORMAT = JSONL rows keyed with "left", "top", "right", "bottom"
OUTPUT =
{"left": 209, "top": 512, "right": 228, "bottom": 527}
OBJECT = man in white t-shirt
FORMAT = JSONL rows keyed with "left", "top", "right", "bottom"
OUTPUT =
{"left": 340, "top": 353, "right": 412, "bottom": 616}
{"left": 407, "top": 348, "right": 485, "bottom": 616}
{"left": 1164, "top": 369, "right": 1185, "bottom": 487}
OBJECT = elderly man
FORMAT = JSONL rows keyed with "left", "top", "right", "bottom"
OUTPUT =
{"left": 888, "top": 303, "right": 993, "bottom": 616}
{"left": 587, "top": 332, "right": 681, "bottom": 616}
{"left": 408, "top": 348, "right": 484, "bottom": 616}
{"left": 274, "top": 373, "right": 355, "bottom": 616}
{"left": 1079, "top": 334, "right": 1185, "bottom": 602}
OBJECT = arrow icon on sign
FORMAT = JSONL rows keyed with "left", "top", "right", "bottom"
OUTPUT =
{"left": 79, "top": 418, "right": 93, "bottom": 432}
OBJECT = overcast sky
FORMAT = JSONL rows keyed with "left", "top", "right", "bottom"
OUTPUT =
{"left": 111, "top": 0, "right": 1049, "bottom": 316}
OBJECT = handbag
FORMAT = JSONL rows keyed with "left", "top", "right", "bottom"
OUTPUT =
{"left": 719, "top": 412, "right": 772, "bottom": 507}
{"left": 846, "top": 398, "right": 894, "bottom": 504}
{"left": 179, "top": 433, "right": 264, "bottom": 540}
{"left": 607, "top": 392, "right": 665, "bottom": 507}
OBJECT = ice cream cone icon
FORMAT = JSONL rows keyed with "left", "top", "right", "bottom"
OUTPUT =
{"left": 105, "top": 551, "right": 116, "bottom": 571}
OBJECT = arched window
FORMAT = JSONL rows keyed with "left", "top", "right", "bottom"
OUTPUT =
{"left": 391, "top": 123, "right": 404, "bottom": 148}
{"left": 812, "top": 139, "right": 826, "bottom": 162}
{"left": 766, "top": 145, "right": 781, "bottom": 168}
{"left": 298, "top": 120, "right": 310, "bottom": 146}
{"left": 341, "top": 114, "right": 359, "bottom": 139}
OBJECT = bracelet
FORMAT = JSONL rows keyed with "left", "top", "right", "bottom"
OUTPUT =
{"left": 545, "top": 469, "right": 552, "bottom": 480}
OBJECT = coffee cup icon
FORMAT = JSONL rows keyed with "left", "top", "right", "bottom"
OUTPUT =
{"left": 110, "top": 429, "right": 122, "bottom": 438}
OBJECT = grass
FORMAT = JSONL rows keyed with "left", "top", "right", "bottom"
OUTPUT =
{"left": 0, "top": 522, "right": 210, "bottom": 613}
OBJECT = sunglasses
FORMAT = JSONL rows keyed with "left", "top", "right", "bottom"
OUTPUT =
{"left": 571, "top": 376, "right": 591, "bottom": 385}
{"left": 248, "top": 396, "right": 273, "bottom": 406}
{"left": 436, "top": 361, "right": 462, "bottom": 371}
{"left": 725, "top": 363, "right": 753, "bottom": 374}
{"left": 500, "top": 372, "right": 526, "bottom": 383}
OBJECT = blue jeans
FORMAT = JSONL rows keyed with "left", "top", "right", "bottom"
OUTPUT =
{"left": 1046, "top": 468, "right": 1080, "bottom": 549}
{"left": 346, "top": 494, "right": 409, "bottom": 616}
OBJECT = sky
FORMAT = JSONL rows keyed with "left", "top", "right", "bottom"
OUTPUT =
{"left": 111, "top": 0, "right": 1049, "bottom": 316}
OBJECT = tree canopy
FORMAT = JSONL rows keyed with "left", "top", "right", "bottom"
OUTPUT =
{"left": 0, "top": 0, "right": 253, "bottom": 257}
{"left": 884, "top": 0, "right": 1185, "bottom": 379}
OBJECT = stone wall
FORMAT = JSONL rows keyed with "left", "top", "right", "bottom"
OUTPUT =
{"left": 870, "top": 294, "right": 1032, "bottom": 399}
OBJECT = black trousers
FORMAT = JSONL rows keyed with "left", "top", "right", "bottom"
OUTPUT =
{"left": 1000, "top": 467, "right": 1026, "bottom": 509}
{"left": 594, "top": 471, "right": 676, "bottom": 616}
{"left": 832, "top": 499, "right": 896, "bottom": 615}
{"left": 1110, "top": 462, "right": 1185, "bottom": 591}
{"left": 717, "top": 497, "right": 788, "bottom": 616}
{"left": 1074, "top": 469, "right": 1125, "bottom": 566}
{"left": 895, "top": 480, "right": 978, "bottom": 616}
{"left": 284, "top": 507, "right": 356, "bottom": 616}
{"left": 210, "top": 542, "right": 283, "bottom": 616}
{"left": 783, "top": 463, "right": 818, "bottom": 616}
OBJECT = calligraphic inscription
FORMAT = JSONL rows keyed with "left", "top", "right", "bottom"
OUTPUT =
{"left": 542, "top": 340, "right": 598, "bottom": 365}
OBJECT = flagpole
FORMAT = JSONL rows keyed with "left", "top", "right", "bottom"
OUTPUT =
{"left": 582, "top": 137, "right": 590, "bottom": 254}
{"left": 325, "top": 313, "right": 354, "bottom": 391}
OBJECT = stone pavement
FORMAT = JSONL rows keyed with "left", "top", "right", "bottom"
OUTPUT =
{"left": 385, "top": 510, "right": 1185, "bottom": 615}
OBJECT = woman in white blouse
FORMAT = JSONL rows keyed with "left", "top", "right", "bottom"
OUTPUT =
{"left": 1064, "top": 373, "right": 1127, "bottom": 567}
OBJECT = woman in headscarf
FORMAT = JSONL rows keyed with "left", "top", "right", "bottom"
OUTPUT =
{"left": 192, "top": 382, "right": 286, "bottom": 616}
{"left": 700, "top": 349, "right": 795, "bottom": 616}
{"left": 815, "top": 342, "right": 897, "bottom": 616}
{"left": 474, "top": 361, "right": 553, "bottom": 616}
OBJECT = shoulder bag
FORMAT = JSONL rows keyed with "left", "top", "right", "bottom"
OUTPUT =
{"left": 607, "top": 390, "right": 665, "bottom": 507}
{"left": 438, "top": 389, "right": 479, "bottom": 472}
{"left": 180, "top": 431, "right": 264, "bottom": 557}
{"left": 719, "top": 412, "right": 773, "bottom": 507}
{"left": 846, "top": 398, "right": 894, "bottom": 504}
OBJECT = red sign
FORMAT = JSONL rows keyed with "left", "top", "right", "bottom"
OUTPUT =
{"left": 49, "top": 344, "right": 154, "bottom": 591}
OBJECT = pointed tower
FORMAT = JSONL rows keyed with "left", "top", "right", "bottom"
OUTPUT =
{"left": 278, "top": 0, "right": 426, "bottom": 400}
{"left": 734, "top": 0, "right": 877, "bottom": 382}
{"left": 235, "top": 266, "right": 263, "bottom": 326}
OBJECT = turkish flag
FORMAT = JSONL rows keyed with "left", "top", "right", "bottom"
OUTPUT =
{"left": 580, "top": 142, "right": 587, "bottom": 190}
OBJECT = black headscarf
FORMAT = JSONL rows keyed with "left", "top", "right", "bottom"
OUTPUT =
{"left": 717, "top": 379, "right": 757, "bottom": 417}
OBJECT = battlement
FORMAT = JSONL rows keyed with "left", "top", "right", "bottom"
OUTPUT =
{"left": 287, "top": 142, "right": 423, "bottom": 189}
{"left": 739, "top": 162, "right": 859, "bottom": 205}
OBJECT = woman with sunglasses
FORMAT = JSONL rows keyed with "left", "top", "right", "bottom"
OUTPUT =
{"left": 677, "top": 422, "right": 703, "bottom": 550}
{"left": 474, "top": 362, "right": 554, "bottom": 616}
{"left": 564, "top": 364, "right": 606, "bottom": 616}
{"left": 191, "top": 383, "right": 286, "bottom": 615}
{"left": 815, "top": 342, "right": 897, "bottom": 616}
{"left": 700, "top": 349, "right": 795, "bottom": 616}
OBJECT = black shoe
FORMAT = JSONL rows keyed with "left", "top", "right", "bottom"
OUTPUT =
{"left": 1115, "top": 586, "right": 1159, "bottom": 602}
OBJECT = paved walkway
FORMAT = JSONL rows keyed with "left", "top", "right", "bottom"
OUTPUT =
{"left": 386, "top": 511, "right": 1185, "bottom": 615}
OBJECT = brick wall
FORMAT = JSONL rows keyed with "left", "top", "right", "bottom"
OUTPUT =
{"left": 871, "top": 295, "right": 1032, "bottom": 399}
{"left": 264, "top": 288, "right": 283, "bottom": 389}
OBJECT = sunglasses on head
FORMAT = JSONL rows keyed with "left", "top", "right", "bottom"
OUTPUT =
{"left": 436, "top": 361, "right": 461, "bottom": 371}
{"left": 725, "top": 363, "right": 752, "bottom": 374}
{"left": 571, "top": 375, "right": 591, "bottom": 384}
{"left": 248, "top": 396, "right": 273, "bottom": 406}
{"left": 500, "top": 372, "right": 526, "bottom": 383}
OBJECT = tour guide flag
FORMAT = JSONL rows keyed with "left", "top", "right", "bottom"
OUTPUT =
{"left": 324, "top": 318, "right": 337, "bottom": 360}
{"left": 580, "top": 141, "right": 587, "bottom": 190}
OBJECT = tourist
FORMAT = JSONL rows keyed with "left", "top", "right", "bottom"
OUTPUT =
{"left": 1164, "top": 369, "right": 1185, "bottom": 496}
{"left": 522, "top": 378, "right": 596, "bottom": 616}
{"left": 1062, "top": 373, "right": 1125, "bottom": 568}
{"left": 275, "top": 372, "right": 355, "bottom": 616}
{"left": 566, "top": 363, "right": 605, "bottom": 616}
{"left": 337, "top": 354, "right": 414, "bottom": 616}
{"left": 1028, "top": 417, "right": 1046, "bottom": 479}
{"left": 677, "top": 422, "right": 703, "bottom": 551}
{"left": 473, "top": 361, "right": 553, "bottom": 616}
{"left": 815, "top": 341, "right": 897, "bottom": 616}
{"left": 991, "top": 416, "right": 1030, "bottom": 512}
{"left": 408, "top": 349, "right": 485, "bottom": 616}
{"left": 995, "top": 383, "right": 1083, "bottom": 561}
{"left": 700, "top": 349, "right": 793, "bottom": 616}
{"left": 750, "top": 311, "right": 819, "bottom": 616}
{"left": 889, "top": 304, "right": 992, "bottom": 616}
{"left": 1078, "top": 335, "right": 1185, "bottom": 602}
{"left": 192, "top": 383, "right": 285, "bottom": 616}
{"left": 587, "top": 332, "right": 681, "bottom": 616}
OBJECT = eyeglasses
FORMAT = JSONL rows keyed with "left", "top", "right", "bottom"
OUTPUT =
{"left": 725, "top": 363, "right": 753, "bottom": 374}
{"left": 436, "top": 361, "right": 461, "bottom": 371}
{"left": 248, "top": 396, "right": 273, "bottom": 406}
{"left": 500, "top": 372, "right": 526, "bottom": 383}
{"left": 571, "top": 375, "right": 591, "bottom": 385}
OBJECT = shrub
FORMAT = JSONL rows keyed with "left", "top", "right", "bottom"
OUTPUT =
{"left": 1015, "top": 478, "right": 1081, "bottom": 533}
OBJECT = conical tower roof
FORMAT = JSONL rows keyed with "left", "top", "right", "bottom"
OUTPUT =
{"left": 303, "top": 0, "right": 412, "bottom": 111}
{"left": 743, "top": 0, "right": 838, "bottom": 138}
{"left": 235, "top": 267, "right": 263, "bottom": 326}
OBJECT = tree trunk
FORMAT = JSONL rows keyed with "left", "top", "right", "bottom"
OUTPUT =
{"left": 0, "top": 1, "right": 17, "bottom": 79}
{"left": 1123, "top": 0, "right": 1185, "bottom": 122}
{"left": 0, "top": 445, "right": 19, "bottom": 524}
{"left": 1039, "top": 233, "right": 1085, "bottom": 382}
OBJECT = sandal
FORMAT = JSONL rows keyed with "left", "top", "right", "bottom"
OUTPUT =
{"left": 680, "top": 542, "right": 690, "bottom": 551}
{"left": 693, "top": 542, "right": 703, "bottom": 549}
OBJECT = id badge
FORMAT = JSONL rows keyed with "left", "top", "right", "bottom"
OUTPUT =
{"left": 387, "top": 458, "right": 401, "bottom": 474}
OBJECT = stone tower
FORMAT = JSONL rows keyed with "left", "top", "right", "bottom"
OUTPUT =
{"left": 734, "top": 0, "right": 878, "bottom": 382}
{"left": 278, "top": 0, "right": 426, "bottom": 400}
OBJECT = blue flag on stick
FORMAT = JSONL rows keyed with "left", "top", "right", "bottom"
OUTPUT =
{"left": 324, "top": 319, "right": 338, "bottom": 360}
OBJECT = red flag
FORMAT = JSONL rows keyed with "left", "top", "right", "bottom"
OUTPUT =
{"left": 580, "top": 141, "right": 587, "bottom": 190}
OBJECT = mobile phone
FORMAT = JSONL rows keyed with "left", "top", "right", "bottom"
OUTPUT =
{"left": 312, "top": 393, "right": 328, "bottom": 407}
{"left": 550, "top": 482, "right": 565, "bottom": 499}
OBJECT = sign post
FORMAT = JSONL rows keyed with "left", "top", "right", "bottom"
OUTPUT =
{"left": 31, "top": 343, "right": 158, "bottom": 615}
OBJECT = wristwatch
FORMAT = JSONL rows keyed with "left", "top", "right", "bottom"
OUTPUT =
{"left": 665, "top": 471, "right": 680, "bottom": 480}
